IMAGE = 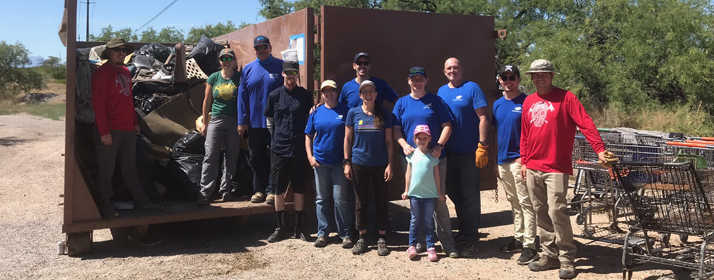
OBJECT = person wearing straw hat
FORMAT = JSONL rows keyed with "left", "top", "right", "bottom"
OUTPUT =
{"left": 305, "top": 80, "right": 354, "bottom": 249}
{"left": 92, "top": 38, "right": 156, "bottom": 218}
{"left": 520, "top": 59, "right": 616, "bottom": 279}
{"left": 264, "top": 61, "right": 313, "bottom": 243}
{"left": 196, "top": 48, "right": 241, "bottom": 205}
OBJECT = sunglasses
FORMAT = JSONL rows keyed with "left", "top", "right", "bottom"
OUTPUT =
{"left": 355, "top": 61, "right": 370, "bottom": 66}
{"left": 254, "top": 45, "right": 268, "bottom": 51}
{"left": 220, "top": 56, "right": 234, "bottom": 62}
{"left": 284, "top": 70, "right": 298, "bottom": 76}
{"left": 500, "top": 75, "right": 517, "bottom": 81}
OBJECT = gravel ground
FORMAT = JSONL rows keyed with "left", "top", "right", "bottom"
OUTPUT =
{"left": 0, "top": 113, "right": 682, "bottom": 280}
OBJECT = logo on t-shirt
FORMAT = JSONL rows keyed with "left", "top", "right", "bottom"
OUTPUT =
{"left": 512, "top": 106, "right": 522, "bottom": 113}
{"left": 214, "top": 83, "right": 237, "bottom": 101}
{"left": 337, "top": 114, "right": 344, "bottom": 120}
{"left": 424, "top": 103, "right": 432, "bottom": 110}
{"left": 454, "top": 95, "right": 464, "bottom": 102}
{"left": 529, "top": 101, "right": 554, "bottom": 127}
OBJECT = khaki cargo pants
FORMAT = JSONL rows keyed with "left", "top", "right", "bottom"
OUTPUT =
{"left": 526, "top": 169, "right": 576, "bottom": 265}
{"left": 498, "top": 160, "right": 537, "bottom": 249}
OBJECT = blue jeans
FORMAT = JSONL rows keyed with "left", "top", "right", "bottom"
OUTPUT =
{"left": 409, "top": 197, "right": 437, "bottom": 249}
{"left": 314, "top": 164, "right": 354, "bottom": 238}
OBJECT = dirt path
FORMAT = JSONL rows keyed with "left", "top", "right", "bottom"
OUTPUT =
{"left": 0, "top": 113, "right": 675, "bottom": 280}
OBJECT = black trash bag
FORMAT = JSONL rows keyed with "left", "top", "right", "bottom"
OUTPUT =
{"left": 136, "top": 43, "right": 174, "bottom": 64}
{"left": 172, "top": 131, "right": 205, "bottom": 155}
{"left": 132, "top": 54, "right": 157, "bottom": 70}
{"left": 134, "top": 94, "right": 170, "bottom": 115}
{"left": 166, "top": 152, "right": 203, "bottom": 200}
{"left": 187, "top": 35, "right": 222, "bottom": 75}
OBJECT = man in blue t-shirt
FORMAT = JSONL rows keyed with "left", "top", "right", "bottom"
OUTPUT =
{"left": 492, "top": 64, "right": 538, "bottom": 265}
{"left": 339, "top": 52, "right": 398, "bottom": 109}
{"left": 236, "top": 35, "right": 284, "bottom": 204}
{"left": 436, "top": 57, "right": 489, "bottom": 257}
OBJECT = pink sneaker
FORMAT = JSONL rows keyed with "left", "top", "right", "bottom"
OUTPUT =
{"left": 427, "top": 247, "right": 438, "bottom": 262}
{"left": 407, "top": 245, "right": 418, "bottom": 260}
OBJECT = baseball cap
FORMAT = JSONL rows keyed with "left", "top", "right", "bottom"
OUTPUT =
{"left": 219, "top": 48, "right": 235, "bottom": 58}
{"left": 525, "top": 59, "right": 557, "bottom": 73}
{"left": 320, "top": 80, "right": 337, "bottom": 90}
{"left": 353, "top": 52, "right": 369, "bottom": 63}
{"left": 498, "top": 64, "right": 520, "bottom": 78}
{"left": 358, "top": 80, "right": 375, "bottom": 91}
{"left": 283, "top": 61, "right": 299, "bottom": 72}
{"left": 254, "top": 35, "right": 271, "bottom": 47}
{"left": 408, "top": 66, "right": 427, "bottom": 77}
{"left": 413, "top": 124, "right": 431, "bottom": 137}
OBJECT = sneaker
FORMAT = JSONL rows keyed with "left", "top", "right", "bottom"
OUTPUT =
{"left": 447, "top": 250, "right": 460, "bottom": 258}
{"left": 250, "top": 192, "right": 265, "bottom": 203}
{"left": 501, "top": 238, "right": 523, "bottom": 253}
{"left": 377, "top": 238, "right": 389, "bottom": 256}
{"left": 352, "top": 238, "right": 367, "bottom": 255}
{"left": 559, "top": 263, "right": 577, "bottom": 279}
{"left": 517, "top": 248, "right": 539, "bottom": 265}
{"left": 407, "top": 246, "right": 418, "bottom": 260}
{"left": 528, "top": 255, "right": 560, "bottom": 272}
{"left": 265, "top": 193, "right": 275, "bottom": 205}
{"left": 427, "top": 247, "right": 439, "bottom": 262}
{"left": 314, "top": 236, "right": 328, "bottom": 248}
{"left": 415, "top": 242, "right": 426, "bottom": 253}
{"left": 342, "top": 237, "right": 354, "bottom": 249}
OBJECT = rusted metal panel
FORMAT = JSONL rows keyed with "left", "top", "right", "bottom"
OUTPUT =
{"left": 214, "top": 8, "right": 315, "bottom": 91}
{"left": 321, "top": 6, "right": 499, "bottom": 190}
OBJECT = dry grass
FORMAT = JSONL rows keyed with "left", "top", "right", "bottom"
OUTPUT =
{"left": 592, "top": 103, "right": 714, "bottom": 136}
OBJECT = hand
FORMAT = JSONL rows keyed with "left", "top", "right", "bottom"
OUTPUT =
{"left": 237, "top": 125, "right": 248, "bottom": 136}
{"left": 521, "top": 164, "right": 527, "bottom": 179}
{"left": 344, "top": 163, "right": 352, "bottom": 180}
{"left": 402, "top": 144, "right": 415, "bottom": 156}
{"left": 308, "top": 156, "right": 320, "bottom": 168}
{"left": 439, "top": 194, "right": 446, "bottom": 202}
{"left": 431, "top": 145, "right": 442, "bottom": 158}
{"left": 100, "top": 134, "right": 113, "bottom": 146}
{"left": 598, "top": 150, "right": 618, "bottom": 168}
{"left": 401, "top": 192, "right": 408, "bottom": 200}
{"left": 515, "top": 157, "right": 522, "bottom": 164}
{"left": 475, "top": 143, "right": 489, "bottom": 168}
{"left": 384, "top": 163, "right": 393, "bottom": 182}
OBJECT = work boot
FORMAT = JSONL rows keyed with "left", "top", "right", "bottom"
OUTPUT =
{"left": 352, "top": 237, "right": 368, "bottom": 255}
{"left": 559, "top": 263, "right": 577, "bottom": 279}
{"left": 528, "top": 254, "right": 560, "bottom": 272}
{"left": 518, "top": 248, "right": 539, "bottom": 265}
{"left": 501, "top": 237, "right": 523, "bottom": 253}
{"left": 293, "top": 211, "right": 308, "bottom": 241}
{"left": 377, "top": 236, "right": 389, "bottom": 256}
{"left": 267, "top": 211, "right": 288, "bottom": 243}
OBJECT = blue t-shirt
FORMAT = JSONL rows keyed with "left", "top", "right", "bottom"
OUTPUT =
{"left": 407, "top": 149, "right": 440, "bottom": 199}
{"left": 345, "top": 106, "right": 392, "bottom": 166}
{"left": 437, "top": 81, "right": 488, "bottom": 154}
{"left": 237, "top": 56, "right": 283, "bottom": 128}
{"left": 392, "top": 93, "right": 452, "bottom": 155}
{"left": 339, "top": 76, "right": 398, "bottom": 108}
{"left": 492, "top": 93, "right": 527, "bottom": 164}
{"left": 304, "top": 104, "right": 348, "bottom": 165}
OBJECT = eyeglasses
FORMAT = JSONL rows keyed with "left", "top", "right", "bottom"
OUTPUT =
{"left": 284, "top": 70, "right": 298, "bottom": 76}
{"left": 356, "top": 61, "right": 370, "bottom": 66}
{"left": 220, "top": 56, "right": 234, "bottom": 62}
{"left": 500, "top": 75, "right": 517, "bottom": 81}
{"left": 254, "top": 45, "right": 268, "bottom": 51}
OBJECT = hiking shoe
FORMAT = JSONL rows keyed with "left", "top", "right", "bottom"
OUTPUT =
{"left": 528, "top": 255, "right": 560, "bottom": 272}
{"left": 447, "top": 250, "right": 460, "bottom": 258}
{"left": 352, "top": 238, "right": 367, "bottom": 255}
{"left": 267, "top": 228, "right": 287, "bottom": 243}
{"left": 377, "top": 238, "right": 389, "bottom": 256}
{"left": 501, "top": 238, "right": 523, "bottom": 253}
{"left": 517, "top": 248, "right": 539, "bottom": 265}
{"left": 265, "top": 193, "right": 275, "bottom": 205}
{"left": 459, "top": 242, "right": 478, "bottom": 258}
{"left": 559, "top": 263, "right": 577, "bottom": 279}
{"left": 314, "top": 236, "right": 328, "bottom": 248}
{"left": 415, "top": 242, "right": 426, "bottom": 253}
{"left": 250, "top": 192, "right": 265, "bottom": 203}
{"left": 427, "top": 248, "right": 439, "bottom": 262}
{"left": 342, "top": 237, "right": 354, "bottom": 249}
{"left": 407, "top": 246, "right": 418, "bottom": 260}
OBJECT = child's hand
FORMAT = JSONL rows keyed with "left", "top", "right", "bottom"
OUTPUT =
{"left": 401, "top": 192, "right": 407, "bottom": 200}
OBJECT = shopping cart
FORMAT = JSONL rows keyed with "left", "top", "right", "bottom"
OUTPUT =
{"left": 614, "top": 162, "right": 714, "bottom": 280}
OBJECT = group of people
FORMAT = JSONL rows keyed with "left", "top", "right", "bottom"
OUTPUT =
{"left": 92, "top": 35, "right": 616, "bottom": 279}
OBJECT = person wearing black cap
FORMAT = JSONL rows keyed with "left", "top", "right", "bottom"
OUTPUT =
{"left": 492, "top": 64, "right": 538, "bottom": 264}
{"left": 236, "top": 35, "right": 283, "bottom": 205}
{"left": 264, "top": 61, "right": 313, "bottom": 243}
{"left": 196, "top": 48, "right": 241, "bottom": 205}
{"left": 436, "top": 57, "right": 489, "bottom": 257}
{"left": 92, "top": 38, "right": 156, "bottom": 217}
{"left": 338, "top": 52, "right": 398, "bottom": 109}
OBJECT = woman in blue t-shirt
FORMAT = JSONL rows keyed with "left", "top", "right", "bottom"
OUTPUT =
{"left": 305, "top": 80, "right": 354, "bottom": 249}
{"left": 344, "top": 80, "right": 394, "bottom": 256}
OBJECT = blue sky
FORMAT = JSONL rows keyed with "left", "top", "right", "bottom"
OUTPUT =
{"left": 0, "top": 0, "right": 265, "bottom": 63}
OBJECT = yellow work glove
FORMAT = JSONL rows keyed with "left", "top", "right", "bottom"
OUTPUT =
{"left": 598, "top": 151, "right": 619, "bottom": 168}
{"left": 475, "top": 143, "right": 489, "bottom": 168}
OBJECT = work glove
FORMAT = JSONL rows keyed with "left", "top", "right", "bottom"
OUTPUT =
{"left": 475, "top": 143, "right": 489, "bottom": 168}
{"left": 598, "top": 150, "right": 619, "bottom": 168}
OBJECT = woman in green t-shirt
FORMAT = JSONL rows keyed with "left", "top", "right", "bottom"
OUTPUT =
{"left": 197, "top": 48, "right": 241, "bottom": 205}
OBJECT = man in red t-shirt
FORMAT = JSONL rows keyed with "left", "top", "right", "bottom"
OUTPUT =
{"left": 519, "top": 59, "right": 614, "bottom": 279}
{"left": 92, "top": 38, "right": 155, "bottom": 218}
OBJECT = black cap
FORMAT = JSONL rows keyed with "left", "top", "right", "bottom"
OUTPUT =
{"left": 283, "top": 61, "right": 299, "bottom": 72}
{"left": 353, "top": 52, "right": 369, "bottom": 63}
{"left": 498, "top": 64, "right": 520, "bottom": 78}
{"left": 254, "top": 35, "right": 270, "bottom": 47}
{"left": 408, "top": 66, "right": 427, "bottom": 77}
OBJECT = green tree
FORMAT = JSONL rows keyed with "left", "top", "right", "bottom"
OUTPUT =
{"left": 185, "top": 21, "right": 240, "bottom": 43}
{"left": 41, "top": 56, "right": 66, "bottom": 80}
{"left": 89, "top": 25, "right": 138, "bottom": 42}
{"left": 0, "top": 42, "right": 44, "bottom": 99}
{"left": 140, "top": 27, "right": 185, "bottom": 43}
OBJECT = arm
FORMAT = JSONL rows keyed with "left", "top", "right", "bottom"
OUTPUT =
{"left": 476, "top": 107, "right": 489, "bottom": 143}
{"left": 432, "top": 122, "right": 452, "bottom": 158}
{"left": 566, "top": 93, "right": 605, "bottom": 154}
{"left": 384, "top": 127, "right": 394, "bottom": 182}
{"left": 402, "top": 162, "right": 411, "bottom": 200}
{"left": 344, "top": 125, "right": 354, "bottom": 180}
{"left": 201, "top": 82, "right": 213, "bottom": 135}
{"left": 236, "top": 71, "right": 249, "bottom": 134}
{"left": 520, "top": 105, "right": 530, "bottom": 178}
{"left": 305, "top": 134, "right": 319, "bottom": 167}
{"left": 394, "top": 125, "right": 415, "bottom": 155}
{"left": 91, "top": 69, "right": 111, "bottom": 145}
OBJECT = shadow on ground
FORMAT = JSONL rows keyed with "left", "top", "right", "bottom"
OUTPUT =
{"left": 0, "top": 137, "right": 30, "bottom": 147}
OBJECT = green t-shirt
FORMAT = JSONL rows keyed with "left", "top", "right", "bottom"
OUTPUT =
{"left": 406, "top": 149, "right": 440, "bottom": 198}
{"left": 206, "top": 71, "right": 240, "bottom": 117}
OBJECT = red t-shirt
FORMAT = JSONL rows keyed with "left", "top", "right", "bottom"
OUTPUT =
{"left": 520, "top": 87, "right": 605, "bottom": 174}
{"left": 91, "top": 63, "right": 136, "bottom": 136}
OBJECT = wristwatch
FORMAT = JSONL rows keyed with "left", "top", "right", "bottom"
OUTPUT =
{"left": 343, "top": 158, "right": 351, "bottom": 165}
{"left": 479, "top": 141, "right": 488, "bottom": 146}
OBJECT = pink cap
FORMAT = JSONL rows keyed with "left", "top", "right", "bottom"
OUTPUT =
{"left": 413, "top": 124, "right": 431, "bottom": 137}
